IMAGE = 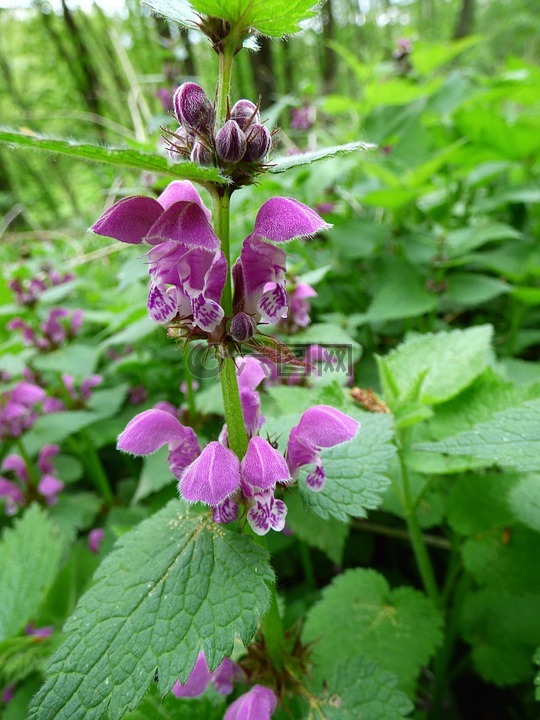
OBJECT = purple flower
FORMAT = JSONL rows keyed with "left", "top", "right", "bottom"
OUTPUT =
{"left": 25, "top": 622, "right": 54, "bottom": 639}
{"left": 224, "top": 684, "right": 277, "bottom": 720}
{"left": 233, "top": 198, "right": 330, "bottom": 325}
{"left": 291, "top": 105, "right": 314, "bottom": 131}
{"left": 237, "top": 357, "right": 268, "bottom": 436}
{"left": 117, "top": 408, "right": 201, "bottom": 483}
{"left": 62, "top": 374, "right": 102, "bottom": 406}
{"left": 9, "top": 309, "right": 83, "bottom": 351}
{"left": 88, "top": 528, "right": 105, "bottom": 554}
{"left": 286, "top": 406, "right": 359, "bottom": 491}
{"left": 0, "top": 443, "right": 64, "bottom": 512}
{"left": 180, "top": 442, "right": 241, "bottom": 506}
{"left": 172, "top": 652, "right": 240, "bottom": 698}
{"left": 92, "top": 182, "right": 226, "bottom": 333}
{"left": 240, "top": 436, "right": 290, "bottom": 497}
{"left": 0, "top": 382, "right": 45, "bottom": 441}
{"left": 246, "top": 491, "right": 288, "bottom": 536}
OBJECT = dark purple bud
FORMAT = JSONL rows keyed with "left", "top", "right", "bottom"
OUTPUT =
{"left": 173, "top": 82, "right": 215, "bottom": 135}
{"left": 230, "top": 99, "right": 260, "bottom": 130}
{"left": 244, "top": 124, "right": 272, "bottom": 163}
{"left": 190, "top": 141, "right": 214, "bottom": 167}
{"left": 215, "top": 120, "right": 247, "bottom": 164}
{"left": 229, "top": 312, "right": 256, "bottom": 342}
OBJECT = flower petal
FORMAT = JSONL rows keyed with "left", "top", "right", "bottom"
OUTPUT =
{"left": 247, "top": 491, "right": 287, "bottom": 536}
{"left": 172, "top": 652, "right": 212, "bottom": 698}
{"left": 258, "top": 282, "right": 288, "bottom": 323}
{"left": 91, "top": 196, "right": 163, "bottom": 244}
{"left": 145, "top": 201, "right": 219, "bottom": 250}
{"left": 147, "top": 283, "right": 178, "bottom": 324}
{"left": 156, "top": 181, "right": 211, "bottom": 221}
{"left": 224, "top": 684, "right": 277, "bottom": 720}
{"left": 212, "top": 496, "right": 238, "bottom": 524}
{"left": 294, "top": 405, "right": 359, "bottom": 448}
{"left": 240, "top": 437, "right": 290, "bottom": 496}
{"left": 253, "top": 197, "right": 331, "bottom": 243}
{"left": 179, "top": 441, "right": 240, "bottom": 506}
{"left": 117, "top": 409, "right": 196, "bottom": 456}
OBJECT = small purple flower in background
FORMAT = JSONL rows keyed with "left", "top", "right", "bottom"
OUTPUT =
{"left": 88, "top": 528, "right": 105, "bottom": 554}
{"left": 171, "top": 651, "right": 242, "bottom": 698}
{"left": 278, "top": 280, "right": 317, "bottom": 333}
{"left": 2, "top": 683, "right": 16, "bottom": 705}
{"left": 224, "top": 684, "right": 277, "bottom": 720}
{"left": 8, "top": 308, "right": 83, "bottom": 352}
{"left": 0, "top": 444, "right": 64, "bottom": 514}
{"left": 0, "top": 381, "right": 45, "bottom": 441}
{"left": 25, "top": 622, "right": 54, "bottom": 640}
{"left": 290, "top": 104, "right": 314, "bottom": 131}
{"left": 155, "top": 85, "right": 178, "bottom": 113}
{"left": 129, "top": 384, "right": 147, "bottom": 405}
{"left": 314, "top": 201, "right": 335, "bottom": 215}
{"left": 287, "top": 406, "right": 359, "bottom": 491}
{"left": 62, "top": 374, "right": 102, "bottom": 406}
{"left": 9, "top": 267, "right": 74, "bottom": 307}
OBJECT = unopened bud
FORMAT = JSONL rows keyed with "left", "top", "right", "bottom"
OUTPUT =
{"left": 229, "top": 312, "right": 256, "bottom": 342}
{"left": 215, "top": 120, "right": 247, "bottom": 164}
{"left": 243, "top": 124, "right": 272, "bottom": 163}
{"left": 190, "top": 140, "right": 213, "bottom": 167}
{"left": 230, "top": 99, "right": 260, "bottom": 130}
{"left": 173, "top": 82, "right": 215, "bottom": 135}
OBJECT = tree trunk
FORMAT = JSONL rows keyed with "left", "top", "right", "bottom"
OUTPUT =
{"left": 454, "top": 0, "right": 475, "bottom": 39}
{"left": 249, "top": 36, "right": 275, "bottom": 109}
{"left": 322, "top": 0, "right": 336, "bottom": 94}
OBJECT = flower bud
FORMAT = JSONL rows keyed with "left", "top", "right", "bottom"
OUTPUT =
{"left": 230, "top": 99, "right": 260, "bottom": 130}
{"left": 243, "top": 123, "right": 272, "bottom": 163}
{"left": 173, "top": 82, "right": 215, "bottom": 136}
{"left": 190, "top": 140, "right": 213, "bottom": 167}
{"left": 215, "top": 120, "right": 247, "bottom": 164}
{"left": 229, "top": 312, "right": 256, "bottom": 342}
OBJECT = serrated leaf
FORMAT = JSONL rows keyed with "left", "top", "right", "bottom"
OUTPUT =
{"left": 0, "top": 635, "right": 54, "bottom": 686}
{"left": 378, "top": 325, "right": 494, "bottom": 407}
{"left": 30, "top": 500, "right": 273, "bottom": 720}
{"left": 460, "top": 590, "right": 540, "bottom": 686}
{"left": 508, "top": 474, "right": 540, "bottom": 532}
{"left": 462, "top": 525, "right": 540, "bottom": 594}
{"left": 190, "top": 0, "right": 320, "bottom": 36}
{"left": 87, "top": 384, "right": 129, "bottom": 418}
{"left": 299, "top": 412, "right": 396, "bottom": 523}
{"left": 309, "top": 655, "right": 412, "bottom": 718}
{"left": 447, "top": 472, "right": 518, "bottom": 536}
{"left": 285, "top": 490, "right": 349, "bottom": 565}
{"left": 49, "top": 493, "right": 102, "bottom": 545}
{"left": 445, "top": 272, "right": 510, "bottom": 306}
{"left": 303, "top": 568, "right": 442, "bottom": 692}
{"left": 0, "top": 130, "right": 226, "bottom": 183}
{"left": 270, "top": 142, "right": 375, "bottom": 173}
{"left": 32, "top": 344, "right": 101, "bottom": 379}
{"left": 416, "top": 398, "right": 540, "bottom": 471}
{"left": 0, "top": 505, "right": 63, "bottom": 642}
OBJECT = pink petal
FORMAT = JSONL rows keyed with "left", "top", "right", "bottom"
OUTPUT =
{"left": 145, "top": 202, "right": 219, "bottom": 250}
{"left": 258, "top": 282, "right": 288, "bottom": 323}
{"left": 2, "top": 454, "right": 28, "bottom": 482}
{"left": 295, "top": 405, "right": 359, "bottom": 448}
{"left": 172, "top": 652, "right": 212, "bottom": 698}
{"left": 91, "top": 196, "right": 163, "bottom": 244}
{"left": 212, "top": 496, "right": 239, "bottom": 524}
{"left": 37, "top": 444, "right": 60, "bottom": 475}
{"left": 224, "top": 684, "right": 277, "bottom": 720}
{"left": 247, "top": 492, "right": 287, "bottom": 536}
{"left": 240, "top": 437, "right": 290, "bottom": 496}
{"left": 253, "top": 197, "right": 331, "bottom": 243}
{"left": 38, "top": 475, "right": 64, "bottom": 504}
{"left": 117, "top": 409, "right": 197, "bottom": 455}
{"left": 179, "top": 442, "right": 240, "bottom": 506}
{"left": 156, "top": 181, "right": 211, "bottom": 221}
{"left": 88, "top": 528, "right": 105, "bottom": 554}
{"left": 11, "top": 382, "right": 45, "bottom": 406}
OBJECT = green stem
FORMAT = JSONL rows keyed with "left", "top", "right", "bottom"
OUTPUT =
{"left": 15, "top": 437, "right": 39, "bottom": 486}
{"left": 397, "top": 432, "right": 439, "bottom": 605}
{"left": 259, "top": 582, "right": 285, "bottom": 671}
{"left": 220, "top": 357, "right": 248, "bottom": 458}
{"left": 69, "top": 432, "right": 114, "bottom": 505}
{"left": 215, "top": 43, "right": 235, "bottom": 126}
{"left": 213, "top": 189, "right": 233, "bottom": 315}
{"left": 183, "top": 356, "right": 197, "bottom": 418}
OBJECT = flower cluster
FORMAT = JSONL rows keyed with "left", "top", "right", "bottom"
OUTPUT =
{"left": 9, "top": 266, "right": 74, "bottom": 307}
{"left": 118, "top": 357, "right": 359, "bottom": 535}
{"left": 0, "top": 381, "right": 45, "bottom": 441}
{"left": 8, "top": 308, "right": 83, "bottom": 352}
{"left": 92, "top": 181, "right": 329, "bottom": 342}
{"left": 0, "top": 444, "right": 63, "bottom": 515}
{"left": 165, "top": 82, "right": 273, "bottom": 180}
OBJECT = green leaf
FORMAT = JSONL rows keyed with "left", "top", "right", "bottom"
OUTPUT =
{"left": 0, "top": 635, "right": 54, "bottom": 686}
{"left": 139, "top": 0, "right": 198, "bottom": 27}
{"left": 364, "top": 261, "right": 438, "bottom": 323}
{"left": 30, "top": 500, "right": 273, "bottom": 720}
{"left": 31, "top": 344, "right": 101, "bottom": 379}
{"left": 132, "top": 446, "right": 173, "bottom": 503}
{"left": 463, "top": 525, "right": 540, "bottom": 594}
{"left": 123, "top": 683, "right": 224, "bottom": 720}
{"left": 309, "top": 655, "right": 413, "bottom": 718}
{"left": 0, "top": 505, "right": 63, "bottom": 642}
{"left": 49, "top": 493, "right": 102, "bottom": 545}
{"left": 0, "top": 130, "right": 226, "bottom": 183}
{"left": 22, "top": 411, "right": 102, "bottom": 456}
{"left": 270, "top": 142, "right": 375, "bottom": 174}
{"left": 87, "top": 384, "right": 129, "bottom": 418}
{"left": 416, "top": 398, "right": 540, "bottom": 471}
{"left": 303, "top": 568, "right": 442, "bottom": 692}
{"left": 285, "top": 490, "right": 349, "bottom": 565}
{"left": 460, "top": 589, "right": 540, "bottom": 686}
{"left": 445, "top": 223, "right": 522, "bottom": 257}
{"left": 378, "top": 325, "right": 494, "bottom": 407}
{"left": 299, "top": 412, "right": 396, "bottom": 523}
{"left": 508, "top": 474, "right": 540, "bottom": 532}
{"left": 445, "top": 273, "right": 510, "bottom": 306}
{"left": 190, "top": 0, "right": 321, "bottom": 36}
{"left": 447, "top": 472, "right": 518, "bottom": 536}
